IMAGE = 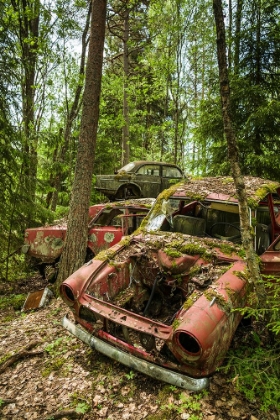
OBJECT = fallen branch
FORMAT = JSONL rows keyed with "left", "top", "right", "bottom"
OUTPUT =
{"left": 43, "top": 410, "right": 82, "bottom": 419}
{"left": 0, "top": 340, "right": 44, "bottom": 374}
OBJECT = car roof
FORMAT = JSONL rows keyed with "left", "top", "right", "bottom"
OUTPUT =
{"left": 97, "top": 198, "right": 156, "bottom": 208}
{"left": 126, "top": 161, "right": 182, "bottom": 168}
{"left": 165, "top": 176, "right": 280, "bottom": 205}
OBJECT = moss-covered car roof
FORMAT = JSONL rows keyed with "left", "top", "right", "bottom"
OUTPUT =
{"left": 102, "top": 198, "right": 155, "bottom": 208}
{"left": 163, "top": 176, "right": 280, "bottom": 206}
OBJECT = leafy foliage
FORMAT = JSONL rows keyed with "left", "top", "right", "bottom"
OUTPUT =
{"left": 221, "top": 275, "right": 280, "bottom": 411}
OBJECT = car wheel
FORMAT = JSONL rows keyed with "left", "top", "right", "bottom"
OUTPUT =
{"left": 116, "top": 184, "right": 141, "bottom": 200}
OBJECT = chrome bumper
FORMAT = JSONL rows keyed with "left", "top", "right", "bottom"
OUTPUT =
{"left": 62, "top": 315, "right": 209, "bottom": 391}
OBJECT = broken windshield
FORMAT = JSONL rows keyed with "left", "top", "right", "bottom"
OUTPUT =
{"left": 146, "top": 198, "right": 242, "bottom": 243}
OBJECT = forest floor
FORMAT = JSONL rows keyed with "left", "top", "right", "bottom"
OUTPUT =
{"left": 0, "top": 274, "right": 279, "bottom": 420}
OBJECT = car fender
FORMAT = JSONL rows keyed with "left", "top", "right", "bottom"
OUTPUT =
{"left": 116, "top": 182, "right": 142, "bottom": 196}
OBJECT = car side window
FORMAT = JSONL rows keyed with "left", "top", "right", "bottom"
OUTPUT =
{"left": 162, "top": 166, "right": 182, "bottom": 178}
{"left": 94, "top": 208, "right": 123, "bottom": 226}
{"left": 137, "top": 165, "right": 160, "bottom": 176}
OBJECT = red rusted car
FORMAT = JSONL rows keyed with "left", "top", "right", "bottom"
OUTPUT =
{"left": 60, "top": 177, "right": 280, "bottom": 390}
{"left": 22, "top": 199, "right": 154, "bottom": 280}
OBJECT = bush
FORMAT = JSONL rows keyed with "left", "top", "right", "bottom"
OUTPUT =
{"left": 221, "top": 275, "right": 280, "bottom": 412}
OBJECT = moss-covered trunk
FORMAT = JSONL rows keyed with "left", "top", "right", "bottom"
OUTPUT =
{"left": 213, "top": 0, "right": 261, "bottom": 291}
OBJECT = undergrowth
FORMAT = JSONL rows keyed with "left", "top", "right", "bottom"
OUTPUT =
{"left": 221, "top": 275, "right": 280, "bottom": 412}
{"left": 0, "top": 294, "right": 26, "bottom": 311}
{"left": 222, "top": 335, "right": 279, "bottom": 411}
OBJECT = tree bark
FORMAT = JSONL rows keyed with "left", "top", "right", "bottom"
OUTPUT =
{"left": 213, "top": 0, "right": 261, "bottom": 289}
{"left": 48, "top": 2, "right": 92, "bottom": 211}
{"left": 12, "top": 0, "right": 40, "bottom": 206}
{"left": 121, "top": 7, "right": 130, "bottom": 166}
{"left": 57, "top": 0, "right": 107, "bottom": 287}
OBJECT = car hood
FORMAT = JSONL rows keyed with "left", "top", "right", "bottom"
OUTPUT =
{"left": 84, "top": 231, "right": 243, "bottom": 294}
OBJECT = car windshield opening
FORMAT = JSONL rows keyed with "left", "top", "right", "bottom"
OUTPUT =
{"left": 118, "top": 162, "right": 135, "bottom": 173}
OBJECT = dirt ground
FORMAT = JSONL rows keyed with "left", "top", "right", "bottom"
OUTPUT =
{"left": 0, "top": 275, "right": 278, "bottom": 420}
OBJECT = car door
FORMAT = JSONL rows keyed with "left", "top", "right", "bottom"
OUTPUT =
{"left": 87, "top": 208, "right": 124, "bottom": 254}
{"left": 161, "top": 165, "right": 183, "bottom": 190}
{"left": 122, "top": 208, "right": 150, "bottom": 235}
{"left": 134, "top": 164, "right": 161, "bottom": 197}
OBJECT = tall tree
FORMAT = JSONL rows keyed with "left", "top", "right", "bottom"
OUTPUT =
{"left": 57, "top": 0, "right": 107, "bottom": 286}
{"left": 47, "top": 1, "right": 92, "bottom": 211}
{"left": 213, "top": 0, "right": 260, "bottom": 287}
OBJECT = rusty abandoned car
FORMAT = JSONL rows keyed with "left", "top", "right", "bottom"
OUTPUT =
{"left": 95, "top": 161, "right": 183, "bottom": 200}
{"left": 60, "top": 177, "right": 280, "bottom": 390}
{"left": 22, "top": 199, "right": 154, "bottom": 280}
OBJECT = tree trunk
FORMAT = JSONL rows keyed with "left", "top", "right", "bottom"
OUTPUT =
{"left": 57, "top": 0, "right": 107, "bottom": 287}
{"left": 213, "top": 0, "right": 261, "bottom": 289}
{"left": 121, "top": 8, "right": 130, "bottom": 166}
{"left": 13, "top": 0, "right": 40, "bottom": 207}
{"left": 48, "top": 2, "right": 92, "bottom": 211}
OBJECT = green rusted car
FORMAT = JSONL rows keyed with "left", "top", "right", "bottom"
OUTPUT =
{"left": 95, "top": 161, "right": 184, "bottom": 200}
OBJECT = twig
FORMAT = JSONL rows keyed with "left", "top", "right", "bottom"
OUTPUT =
{"left": 0, "top": 340, "right": 43, "bottom": 374}
{"left": 43, "top": 409, "right": 82, "bottom": 419}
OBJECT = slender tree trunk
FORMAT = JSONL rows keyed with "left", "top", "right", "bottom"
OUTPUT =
{"left": 57, "top": 0, "right": 107, "bottom": 287}
{"left": 234, "top": 0, "right": 243, "bottom": 74}
{"left": 48, "top": 2, "right": 92, "bottom": 211}
{"left": 213, "top": 0, "right": 261, "bottom": 289}
{"left": 13, "top": 0, "right": 40, "bottom": 206}
{"left": 122, "top": 8, "right": 130, "bottom": 166}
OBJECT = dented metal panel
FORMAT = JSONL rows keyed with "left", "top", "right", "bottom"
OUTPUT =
{"left": 22, "top": 287, "right": 53, "bottom": 311}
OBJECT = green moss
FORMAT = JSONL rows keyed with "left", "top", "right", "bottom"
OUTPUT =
{"left": 166, "top": 240, "right": 179, "bottom": 248}
{"left": 204, "top": 289, "right": 232, "bottom": 314}
{"left": 255, "top": 183, "right": 279, "bottom": 199}
{"left": 233, "top": 269, "right": 249, "bottom": 282}
{"left": 247, "top": 197, "right": 258, "bottom": 210}
{"left": 0, "top": 352, "right": 13, "bottom": 365}
{"left": 119, "top": 236, "right": 131, "bottom": 247}
{"left": 114, "top": 171, "right": 132, "bottom": 179}
{"left": 173, "top": 274, "right": 183, "bottom": 284}
{"left": 184, "top": 192, "right": 204, "bottom": 201}
{"left": 0, "top": 294, "right": 26, "bottom": 311}
{"left": 218, "top": 242, "right": 238, "bottom": 256}
{"left": 163, "top": 248, "right": 182, "bottom": 258}
{"left": 172, "top": 319, "right": 181, "bottom": 330}
{"left": 180, "top": 243, "right": 205, "bottom": 255}
{"left": 222, "top": 177, "right": 234, "bottom": 184}
{"left": 188, "top": 265, "right": 201, "bottom": 278}
{"left": 251, "top": 217, "right": 257, "bottom": 227}
{"left": 42, "top": 357, "right": 65, "bottom": 376}
{"left": 183, "top": 291, "right": 201, "bottom": 310}
{"left": 96, "top": 248, "right": 118, "bottom": 262}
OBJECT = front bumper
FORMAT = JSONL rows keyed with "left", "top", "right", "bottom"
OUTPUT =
{"left": 62, "top": 315, "right": 209, "bottom": 391}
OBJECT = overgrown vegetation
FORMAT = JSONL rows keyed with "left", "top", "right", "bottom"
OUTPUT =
{"left": 221, "top": 275, "right": 280, "bottom": 411}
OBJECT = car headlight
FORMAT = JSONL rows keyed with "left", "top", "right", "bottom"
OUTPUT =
{"left": 60, "top": 284, "right": 75, "bottom": 304}
{"left": 174, "top": 330, "right": 202, "bottom": 360}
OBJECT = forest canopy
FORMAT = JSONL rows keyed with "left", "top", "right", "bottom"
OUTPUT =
{"left": 1, "top": 0, "right": 280, "bottom": 275}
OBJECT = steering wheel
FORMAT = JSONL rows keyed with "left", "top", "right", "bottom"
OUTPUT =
{"left": 209, "top": 222, "right": 241, "bottom": 243}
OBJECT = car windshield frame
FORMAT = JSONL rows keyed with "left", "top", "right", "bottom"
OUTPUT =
{"left": 145, "top": 197, "right": 244, "bottom": 240}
